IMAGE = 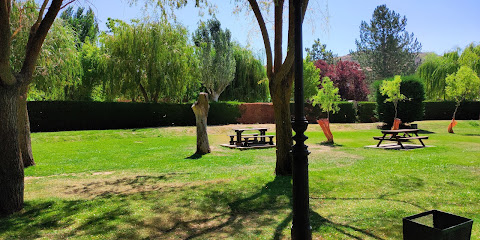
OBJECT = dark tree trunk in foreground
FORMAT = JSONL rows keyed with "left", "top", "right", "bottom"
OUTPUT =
{"left": 247, "top": 0, "right": 308, "bottom": 176}
{"left": 192, "top": 92, "right": 210, "bottom": 155}
{"left": 18, "top": 85, "right": 35, "bottom": 167}
{"left": 0, "top": 85, "right": 24, "bottom": 216}
{"left": 271, "top": 73, "right": 294, "bottom": 175}
{"left": 0, "top": 0, "right": 66, "bottom": 216}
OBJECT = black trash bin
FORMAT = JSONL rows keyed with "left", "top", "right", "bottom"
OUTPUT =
{"left": 403, "top": 210, "right": 473, "bottom": 240}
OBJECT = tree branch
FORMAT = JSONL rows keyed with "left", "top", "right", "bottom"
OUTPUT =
{"left": 20, "top": 0, "right": 64, "bottom": 82}
{"left": 276, "top": 0, "right": 309, "bottom": 82}
{"left": 0, "top": 0, "right": 16, "bottom": 86}
{"left": 247, "top": 0, "right": 273, "bottom": 79}
{"left": 274, "top": 0, "right": 284, "bottom": 73}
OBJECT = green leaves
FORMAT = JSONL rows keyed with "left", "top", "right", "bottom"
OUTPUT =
{"left": 311, "top": 77, "right": 341, "bottom": 118}
{"left": 380, "top": 75, "right": 407, "bottom": 104}
{"left": 445, "top": 66, "right": 480, "bottom": 104}
{"left": 101, "top": 20, "right": 197, "bottom": 103}
{"left": 193, "top": 18, "right": 236, "bottom": 102}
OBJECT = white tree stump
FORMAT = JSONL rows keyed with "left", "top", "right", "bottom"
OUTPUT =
{"left": 192, "top": 92, "right": 211, "bottom": 155}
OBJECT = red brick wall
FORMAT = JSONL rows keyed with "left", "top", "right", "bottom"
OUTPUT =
{"left": 236, "top": 103, "right": 275, "bottom": 124}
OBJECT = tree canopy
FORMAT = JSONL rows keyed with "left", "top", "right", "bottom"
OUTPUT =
{"left": 305, "top": 38, "right": 337, "bottom": 64}
{"left": 101, "top": 19, "right": 197, "bottom": 103}
{"left": 311, "top": 76, "right": 341, "bottom": 120}
{"left": 193, "top": 18, "right": 236, "bottom": 102}
{"left": 380, "top": 75, "right": 407, "bottom": 119}
{"left": 353, "top": 4, "right": 421, "bottom": 80}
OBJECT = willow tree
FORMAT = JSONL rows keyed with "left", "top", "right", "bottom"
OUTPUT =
{"left": 417, "top": 52, "right": 460, "bottom": 100}
{"left": 101, "top": 19, "right": 197, "bottom": 103}
{"left": 418, "top": 44, "right": 480, "bottom": 100}
{"left": 1, "top": 0, "right": 73, "bottom": 216}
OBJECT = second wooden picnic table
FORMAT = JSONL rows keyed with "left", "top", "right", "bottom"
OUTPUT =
{"left": 230, "top": 128, "right": 273, "bottom": 147}
{"left": 374, "top": 129, "right": 428, "bottom": 149}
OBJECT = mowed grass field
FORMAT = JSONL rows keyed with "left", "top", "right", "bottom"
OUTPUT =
{"left": 1, "top": 120, "right": 479, "bottom": 239}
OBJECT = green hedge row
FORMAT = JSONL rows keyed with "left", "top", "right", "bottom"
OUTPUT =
{"left": 28, "top": 101, "right": 241, "bottom": 132}
{"left": 293, "top": 102, "right": 357, "bottom": 123}
{"left": 27, "top": 101, "right": 479, "bottom": 132}
{"left": 424, "top": 101, "right": 480, "bottom": 120}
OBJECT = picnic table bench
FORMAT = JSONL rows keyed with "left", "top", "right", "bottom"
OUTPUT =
{"left": 229, "top": 128, "right": 274, "bottom": 147}
{"left": 373, "top": 129, "right": 428, "bottom": 149}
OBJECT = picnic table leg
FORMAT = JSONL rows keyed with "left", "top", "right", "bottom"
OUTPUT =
{"left": 236, "top": 131, "right": 243, "bottom": 146}
{"left": 396, "top": 136, "right": 405, "bottom": 149}
{"left": 260, "top": 130, "right": 266, "bottom": 143}
{"left": 376, "top": 133, "right": 387, "bottom": 147}
{"left": 229, "top": 136, "right": 235, "bottom": 145}
{"left": 414, "top": 132, "right": 426, "bottom": 147}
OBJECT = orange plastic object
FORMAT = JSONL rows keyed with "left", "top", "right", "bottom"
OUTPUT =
{"left": 448, "top": 118, "right": 457, "bottom": 133}
{"left": 317, "top": 118, "right": 334, "bottom": 143}
{"left": 391, "top": 118, "right": 401, "bottom": 130}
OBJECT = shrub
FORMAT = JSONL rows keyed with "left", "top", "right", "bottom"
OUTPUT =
{"left": 357, "top": 102, "right": 377, "bottom": 123}
{"left": 299, "top": 102, "right": 356, "bottom": 123}
{"left": 375, "top": 75, "right": 425, "bottom": 125}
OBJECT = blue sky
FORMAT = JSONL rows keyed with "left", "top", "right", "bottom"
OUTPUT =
{"left": 80, "top": 0, "right": 479, "bottom": 57}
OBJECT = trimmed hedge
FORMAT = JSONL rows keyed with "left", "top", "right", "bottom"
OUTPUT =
{"left": 424, "top": 101, "right": 480, "bottom": 120}
{"left": 28, "top": 101, "right": 241, "bottom": 132}
{"left": 357, "top": 102, "right": 377, "bottom": 123}
{"left": 27, "top": 100, "right": 479, "bottom": 132}
{"left": 375, "top": 75, "right": 426, "bottom": 125}
{"left": 295, "top": 102, "right": 357, "bottom": 123}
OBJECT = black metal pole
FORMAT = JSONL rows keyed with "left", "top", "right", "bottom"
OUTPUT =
{"left": 291, "top": 0, "right": 312, "bottom": 239}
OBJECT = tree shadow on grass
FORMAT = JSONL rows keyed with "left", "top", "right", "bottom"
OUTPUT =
{"left": 174, "top": 176, "right": 386, "bottom": 240}
{"left": 317, "top": 142, "right": 343, "bottom": 148}
{"left": 185, "top": 153, "right": 203, "bottom": 159}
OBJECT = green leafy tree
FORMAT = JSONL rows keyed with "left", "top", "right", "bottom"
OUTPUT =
{"left": 417, "top": 44, "right": 480, "bottom": 100}
{"left": 353, "top": 4, "right": 421, "bottom": 80}
{"left": 305, "top": 38, "right": 337, "bottom": 64}
{"left": 445, "top": 66, "right": 480, "bottom": 120}
{"left": 101, "top": 19, "right": 197, "bottom": 103}
{"left": 311, "top": 77, "right": 341, "bottom": 120}
{"left": 60, "top": 6, "right": 99, "bottom": 45}
{"left": 193, "top": 18, "right": 236, "bottom": 102}
{"left": 1, "top": 0, "right": 73, "bottom": 216}
{"left": 292, "top": 59, "right": 321, "bottom": 100}
{"left": 380, "top": 75, "right": 407, "bottom": 119}
{"left": 220, "top": 44, "right": 268, "bottom": 102}
{"left": 417, "top": 51, "right": 460, "bottom": 100}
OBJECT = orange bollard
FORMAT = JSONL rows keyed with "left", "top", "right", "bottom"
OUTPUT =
{"left": 317, "top": 118, "right": 334, "bottom": 143}
{"left": 448, "top": 118, "right": 457, "bottom": 133}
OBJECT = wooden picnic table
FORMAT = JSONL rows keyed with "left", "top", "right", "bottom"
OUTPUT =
{"left": 229, "top": 128, "right": 274, "bottom": 147}
{"left": 373, "top": 129, "right": 428, "bottom": 149}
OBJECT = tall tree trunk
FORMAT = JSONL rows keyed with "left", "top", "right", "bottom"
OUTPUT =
{"left": 18, "top": 84, "right": 35, "bottom": 167}
{"left": 192, "top": 92, "right": 210, "bottom": 155}
{"left": 0, "top": 84, "right": 24, "bottom": 216}
{"left": 271, "top": 74, "right": 293, "bottom": 176}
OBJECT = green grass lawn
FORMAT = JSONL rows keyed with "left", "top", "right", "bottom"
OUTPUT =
{"left": 1, "top": 120, "right": 479, "bottom": 239}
